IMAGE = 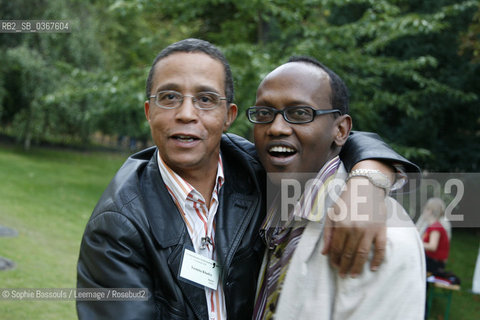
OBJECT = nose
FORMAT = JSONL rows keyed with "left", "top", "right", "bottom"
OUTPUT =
{"left": 175, "top": 95, "right": 198, "bottom": 122}
{"left": 267, "top": 113, "right": 292, "bottom": 136}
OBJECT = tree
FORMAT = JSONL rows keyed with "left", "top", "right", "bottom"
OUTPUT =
{"left": 0, "top": 0, "right": 105, "bottom": 148}
{"left": 138, "top": 0, "right": 479, "bottom": 171}
{"left": 0, "top": 0, "right": 152, "bottom": 148}
{"left": 1, "top": 0, "right": 478, "bottom": 171}
{"left": 459, "top": 5, "right": 480, "bottom": 63}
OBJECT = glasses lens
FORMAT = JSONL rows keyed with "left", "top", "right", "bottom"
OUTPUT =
{"left": 195, "top": 92, "right": 220, "bottom": 109}
{"left": 285, "top": 107, "right": 314, "bottom": 123}
{"left": 249, "top": 107, "right": 274, "bottom": 123}
{"left": 156, "top": 91, "right": 182, "bottom": 108}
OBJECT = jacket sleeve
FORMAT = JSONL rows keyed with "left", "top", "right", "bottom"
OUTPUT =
{"left": 332, "top": 198, "right": 426, "bottom": 320}
{"left": 340, "top": 131, "right": 420, "bottom": 174}
{"left": 76, "top": 211, "right": 156, "bottom": 319}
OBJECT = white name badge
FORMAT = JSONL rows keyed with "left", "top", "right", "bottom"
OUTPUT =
{"left": 179, "top": 249, "right": 222, "bottom": 290}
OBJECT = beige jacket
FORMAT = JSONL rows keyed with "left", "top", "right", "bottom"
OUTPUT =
{"left": 268, "top": 165, "right": 426, "bottom": 320}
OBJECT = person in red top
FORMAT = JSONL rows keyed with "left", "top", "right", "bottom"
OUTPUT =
{"left": 418, "top": 198, "right": 450, "bottom": 273}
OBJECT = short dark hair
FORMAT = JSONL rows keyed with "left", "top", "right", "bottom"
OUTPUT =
{"left": 287, "top": 56, "right": 349, "bottom": 115}
{"left": 145, "top": 38, "right": 234, "bottom": 103}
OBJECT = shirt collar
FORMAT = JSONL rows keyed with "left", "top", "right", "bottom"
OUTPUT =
{"left": 294, "top": 155, "right": 341, "bottom": 221}
{"left": 260, "top": 156, "right": 341, "bottom": 240}
{"left": 157, "top": 151, "right": 224, "bottom": 210}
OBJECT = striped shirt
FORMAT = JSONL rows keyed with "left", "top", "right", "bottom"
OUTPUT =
{"left": 157, "top": 152, "right": 226, "bottom": 320}
{"left": 253, "top": 156, "right": 341, "bottom": 320}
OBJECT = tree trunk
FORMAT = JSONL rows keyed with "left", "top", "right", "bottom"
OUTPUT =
{"left": 23, "top": 109, "right": 32, "bottom": 151}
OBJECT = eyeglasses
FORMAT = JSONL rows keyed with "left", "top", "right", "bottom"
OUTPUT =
{"left": 149, "top": 90, "right": 227, "bottom": 110}
{"left": 246, "top": 106, "right": 341, "bottom": 124}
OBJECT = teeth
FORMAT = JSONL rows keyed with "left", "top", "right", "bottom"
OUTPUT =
{"left": 175, "top": 135, "right": 195, "bottom": 142}
{"left": 269, "top": 146, "right": 295, "bottom": 153}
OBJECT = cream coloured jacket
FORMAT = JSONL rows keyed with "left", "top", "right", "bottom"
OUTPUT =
{"left": 269, "top": 164, "right": 426, "bottom": 320}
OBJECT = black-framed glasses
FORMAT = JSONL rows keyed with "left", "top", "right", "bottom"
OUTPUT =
{"left": 149, "top": 90, "right": 227, "bottom": 110}
{"left": 246, "top": 106, "right": 341, "bottom": 124}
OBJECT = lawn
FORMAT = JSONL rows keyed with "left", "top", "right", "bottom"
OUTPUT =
{"left": 0, "top": 144, "right": 126, "bottom": 319}
{"left": 0, "top": 143, "right": 478, "bottom": 319}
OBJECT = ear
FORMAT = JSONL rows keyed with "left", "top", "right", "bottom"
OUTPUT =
{"left": 333, "top": 114, "right": 352, "bottom": 147}
{"left": 223, "top": 103, "right": 238, "bottom": 132}
{"left": 144, "top": 100, "right": 151, "bottom": 122}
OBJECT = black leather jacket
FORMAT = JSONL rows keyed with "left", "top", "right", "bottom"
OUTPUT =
{"left": 77, "top": 132, "right": 419, "bottom": 320}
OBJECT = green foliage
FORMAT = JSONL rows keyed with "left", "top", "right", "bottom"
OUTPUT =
{"left": 0, "top": 0, "right": 478, "bottom": 170}
{"left": 0, "top": 0, "right": 152, "bottom": 147}
{"left": 459, "top": 4, "right": 480, "bottom": 62}
{"left": 2, "top": 45, "right": 53, "bottom": 149}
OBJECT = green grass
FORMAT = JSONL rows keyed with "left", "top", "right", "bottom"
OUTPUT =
{"left": 0, "top": 144, "right": 126, "bottom": 319}
{"left": 0, "top": 144, "right": 479, "bottom": 319}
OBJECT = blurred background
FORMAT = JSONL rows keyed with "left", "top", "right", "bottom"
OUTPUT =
{"left": 0, "top": 0, "right": 479, "bottom": 319}
{"left": 0, "top": 0, "right": 478, "bottom": 170}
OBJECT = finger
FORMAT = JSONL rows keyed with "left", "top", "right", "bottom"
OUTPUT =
{"left": 337, "top": 232, "right": 362, "bottom": 277}
{"left": 370, "top": 227, "right": 387, "bottom": 271}
{"left": 322, "top": 217, "right": 333, "bottom": 255}
{"left": 349, "top": 233, "right": 374, "bottom": 277}
{"left": 329, "top": 230, "right": 348, "bottom": 270}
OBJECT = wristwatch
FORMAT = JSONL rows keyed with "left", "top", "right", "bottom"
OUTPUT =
{"left": 347, "top": 169, "right": 392, "bottom": 193}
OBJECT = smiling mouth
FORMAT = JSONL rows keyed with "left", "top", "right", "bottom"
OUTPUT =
{"left": 268, "top": 145, "right": 297, "bottom": 157}
{"left": 172, "top": 135, "right": 199, "bottom": 142}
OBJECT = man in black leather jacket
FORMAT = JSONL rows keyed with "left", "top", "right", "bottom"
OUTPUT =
{"left": 76, "top": 38, "right": 419, "bottom": 320}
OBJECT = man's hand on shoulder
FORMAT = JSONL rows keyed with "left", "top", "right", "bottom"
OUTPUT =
{"left": 322, "top": 160, "right": 393, "bottom": 278}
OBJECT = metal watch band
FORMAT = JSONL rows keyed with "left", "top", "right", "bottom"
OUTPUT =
{"left": 347, "top": 169, "right": 392, "bottom": 191}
